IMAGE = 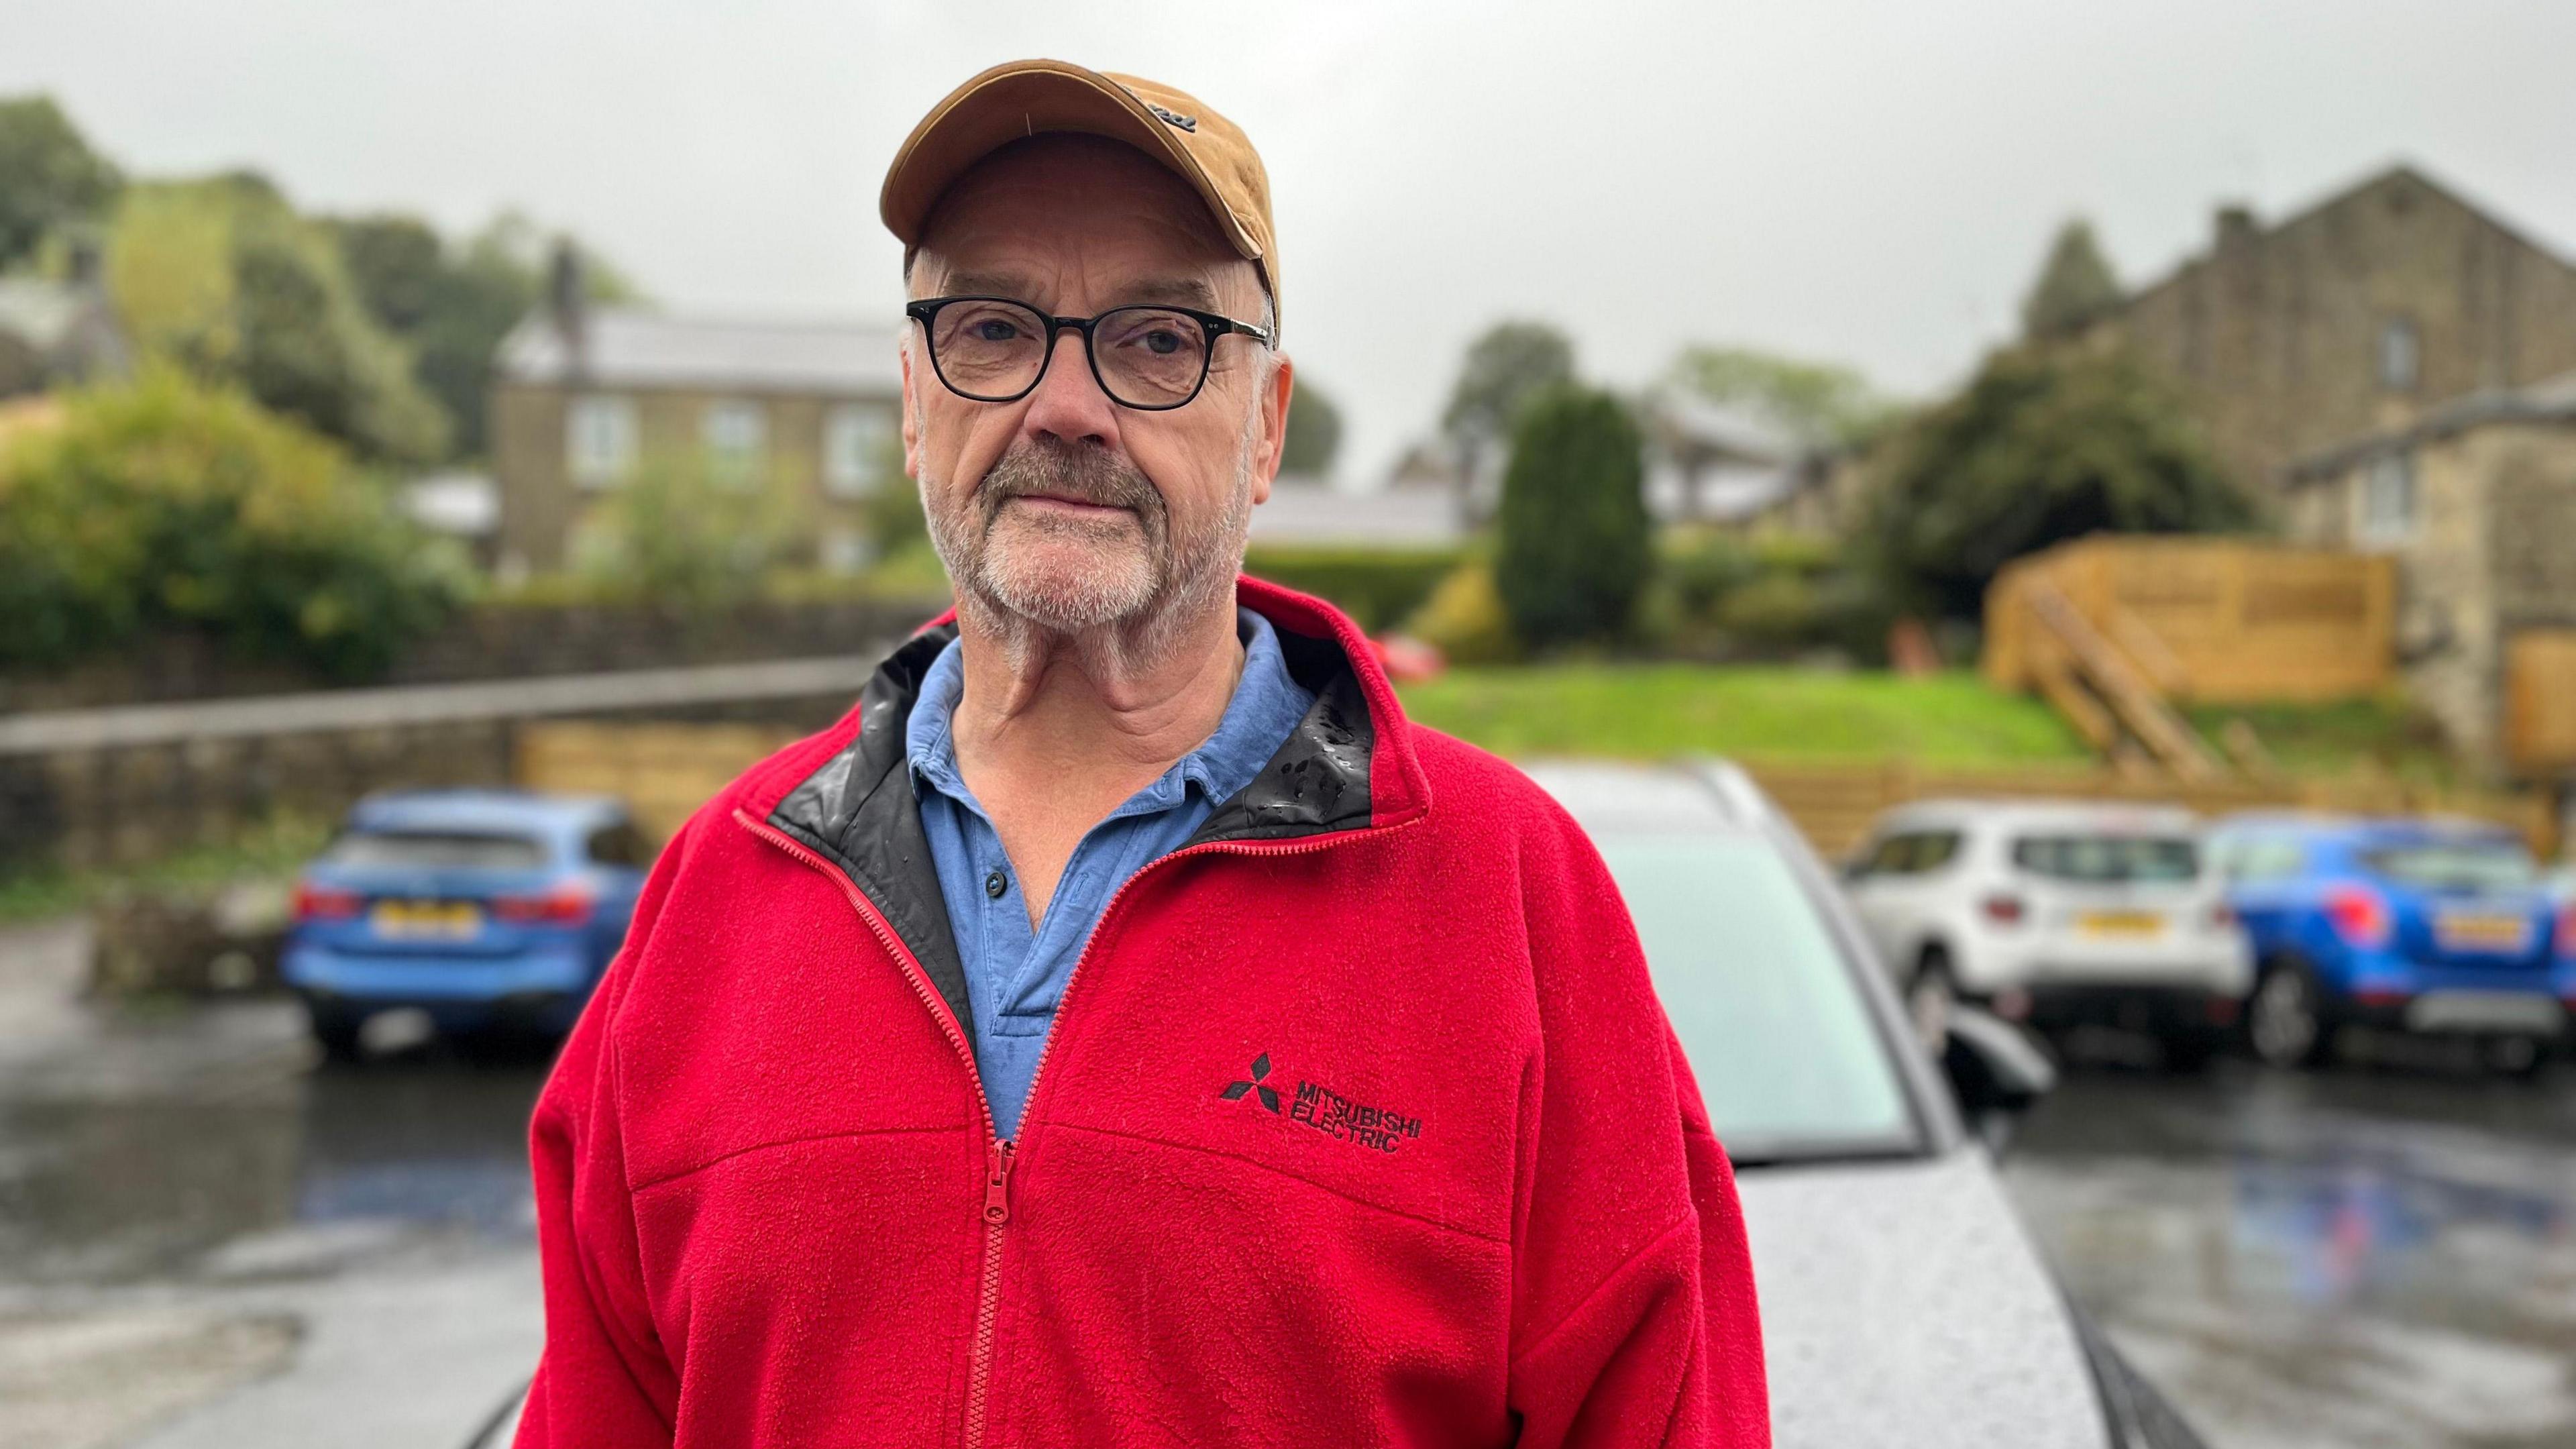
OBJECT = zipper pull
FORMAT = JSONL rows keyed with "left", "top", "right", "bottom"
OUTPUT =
{"left": 983, "top": 1140, "right": 1016, "bottom": 1225}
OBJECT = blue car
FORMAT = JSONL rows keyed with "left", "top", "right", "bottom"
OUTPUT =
{"left": 2208, "top": 814, "right": 2575, "bottom": 1073}
{"left": 282, "top": 791, "right": 653, "bottom": 1060}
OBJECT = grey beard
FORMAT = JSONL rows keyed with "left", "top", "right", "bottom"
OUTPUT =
{"left": 922, "top": 412, "right": 1259, "bottom": 676}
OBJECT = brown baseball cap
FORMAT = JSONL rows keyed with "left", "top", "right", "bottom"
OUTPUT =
{"left": 879, "top": 59, "right": 1279, "bottom": 319}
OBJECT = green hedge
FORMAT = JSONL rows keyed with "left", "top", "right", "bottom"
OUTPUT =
{"left": 1242, "top": 544, "right": 1465, "bottom": 631}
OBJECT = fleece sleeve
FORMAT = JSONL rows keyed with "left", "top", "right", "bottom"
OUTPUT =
{"left": 514, "top": 832, "right": 690, "bottom": 1447}
{"left": 1503, "top": 814, "right": 1770, "bottom": 1449}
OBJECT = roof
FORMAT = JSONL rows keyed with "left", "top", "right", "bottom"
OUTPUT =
{"left": 1245, "top": 481, "right": 1464, "bottom": 546}
{"left": 1878, "top": 797, "right": 2202, "bottom": 831}
{"left": 496, "top": 308, "right": 904, "bottom": 396}
{"left": 1650, "top": 392, "right": 1805, "bottom": 465}
{"left": 349, "top": 789, "right": 625, "bottom": 833}
{"left": 2286, "top": 368, "right": 2576, "bottom": 482}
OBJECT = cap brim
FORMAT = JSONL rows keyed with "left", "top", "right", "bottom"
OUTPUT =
{"left": 880, "top": 59, "right": 1263, "bottom": 266}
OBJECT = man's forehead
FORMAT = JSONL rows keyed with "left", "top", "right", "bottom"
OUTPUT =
{"left": 912, "top": 135, "right": 1255, "bottom": 303}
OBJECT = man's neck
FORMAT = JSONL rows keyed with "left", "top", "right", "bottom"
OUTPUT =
{"left": 948, "top": 588, "right": 1247, "bottom": 788}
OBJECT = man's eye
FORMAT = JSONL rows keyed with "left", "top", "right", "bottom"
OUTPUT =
{"left": 973, "top": 319, "right": 1022, "bottom": 342}
{"left": 1142, "top": 329, "right": 1183, "bottom": 356}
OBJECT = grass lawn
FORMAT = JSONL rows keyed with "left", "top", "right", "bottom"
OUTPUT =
{"left": 1396, "top": 665, "right": 2091, "bottom": 767}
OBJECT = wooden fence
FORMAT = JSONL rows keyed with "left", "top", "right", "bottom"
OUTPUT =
{"left": 1987, "top": 537, "right": 2396, "bottom": 704}
{"left": 515, "top": 721, "right": 2559, "bottom": 863}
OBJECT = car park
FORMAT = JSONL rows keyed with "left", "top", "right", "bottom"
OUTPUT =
{"left": 1528, "top": 761, "right": 2207, "bottom": 1449}
{"left": 2208, "top": 813, "right": 2575, "bottom": 1074}
{"left": 282, "top": 790, "right": 653, "bottom": 1060}
{"left": 1839, "top": 800, "right": 2252, "bottom": 1068}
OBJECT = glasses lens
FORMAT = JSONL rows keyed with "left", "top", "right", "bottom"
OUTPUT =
{"left": 929, "top": 300, "right": 1049, "bottom": 399}
{"left": 1092, "top": 307, "right": 1212, "bottom": 407}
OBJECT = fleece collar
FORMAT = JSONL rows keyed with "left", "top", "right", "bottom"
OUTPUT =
{"left": 749, "top": 576, "right": 1432, "bottom": 1034}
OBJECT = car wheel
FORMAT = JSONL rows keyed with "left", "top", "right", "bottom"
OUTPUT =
{"left": 1907, "top": 949, "right": 1957, "bottom": 1052}
{"left": 2247, "top": 959, "right": 2328, "bottom": 1069}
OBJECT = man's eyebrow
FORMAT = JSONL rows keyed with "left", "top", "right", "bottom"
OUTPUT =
{"left": 923, "top": 272, "right": 1226, "bottom": 314}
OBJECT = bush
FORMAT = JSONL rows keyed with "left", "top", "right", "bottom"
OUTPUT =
{"left": 1242, "top": 544, "right": 1463, "bottom": 631}
{"left": 0, "top": 371, "right": 468, "bottom": 678}
{"left": 1404, "top": 561, "right": 1519, "bottom": 664}
{"left": 1494, "top": 386, "right": 1651, "bottom": 649}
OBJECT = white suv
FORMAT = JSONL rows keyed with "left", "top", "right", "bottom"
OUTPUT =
{"left": 1841, "top": 799, "right": 2253, "bottom": 1067}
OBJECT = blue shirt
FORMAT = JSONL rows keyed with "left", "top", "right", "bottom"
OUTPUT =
{"left": 906, "top": 609, "right": 1316, "bottom": 1140}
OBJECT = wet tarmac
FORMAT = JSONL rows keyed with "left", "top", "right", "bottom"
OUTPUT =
{"left": 1, "top": 912, "right": 2572, "bottom": 1447}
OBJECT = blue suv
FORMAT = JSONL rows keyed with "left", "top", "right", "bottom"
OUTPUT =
{"left": 2208, "top": 814, "right": 2575, "bottom": 1073}
{"left": 282, "top": 791, "right": 653, "bottom": 1060}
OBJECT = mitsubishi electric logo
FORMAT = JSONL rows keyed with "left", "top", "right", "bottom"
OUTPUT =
{"left": 1219, "top": 1051, "right": 1425, "bottom": 1155}
{"left": 1220, "top": 1053, "right": 1283, "bottom": 1113}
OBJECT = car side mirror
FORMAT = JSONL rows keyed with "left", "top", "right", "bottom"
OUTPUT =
{"left": 1942, "top": 1006, "right": 2056, "bottom": 1154}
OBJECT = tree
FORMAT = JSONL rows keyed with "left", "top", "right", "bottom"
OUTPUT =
{"left": 1442, "top": 321, "right": 1574, "bottom": 453}
{"left": 0, "top": 95, "right": 120, "bottom": 270}
{"left": 1494, "top": 385, "right": 1651, "bottom": 648}
{"left": 0, "top": 368, "right": 467, "bottom": 676}
{"left": 1864, "top": 346, "right": 2257, "bottom": 621}
{"left": 1665, "top": 345, "right": 1898, "bottom": 449}
{"left": 105, "top": 176, "right": 447, "bottom": 463}
{"left": 2021, "top": 219, "right": 2123, "bottom": 341}
{"left": 1280, "top": 376, "right": 1342, "bottom": 477}
{"left": 331, "top": 212, "right": 641, "bottom": 458}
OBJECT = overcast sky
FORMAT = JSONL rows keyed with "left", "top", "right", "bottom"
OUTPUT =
{"left": 9, "top": 0, "right": 2575, "bottom": 484}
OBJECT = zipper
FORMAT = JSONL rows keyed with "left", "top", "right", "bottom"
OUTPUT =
{"left": 738, "top": 806, "right": 1416, "bottom": 1447}
{"left": 735, "top": 810, "right": 1015, "bottom": 1448}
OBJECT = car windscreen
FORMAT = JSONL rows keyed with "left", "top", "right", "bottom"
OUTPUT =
{"left": 320, "top": 830, "right": 549, "bottom": 872}
{"left": 2361, "top": 839, "right": 2540, "bottom": 892}
{"left": 1592, "top": 831, "right": 1919, "bottom": 1164}
{"left": 2008, "top": 834, "right": 2198, "bottom": 883}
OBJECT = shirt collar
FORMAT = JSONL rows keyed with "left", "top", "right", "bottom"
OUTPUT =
{"left": 905, "top": 608, "right": 1314, "bottom": 822}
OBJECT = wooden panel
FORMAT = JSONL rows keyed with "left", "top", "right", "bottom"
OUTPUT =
{"left": 1982, "top": 537, "right": 2393, "bottom": 704}
{"left": 2505, "top": 630, "right": 2576, "bottom": 772}
{"left": 516, "top": 721, "right": 796, "bottom": 843}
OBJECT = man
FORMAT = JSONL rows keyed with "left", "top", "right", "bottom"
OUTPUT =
{"left": 518, "top": 59, "right": 1767, "bottom": 1448}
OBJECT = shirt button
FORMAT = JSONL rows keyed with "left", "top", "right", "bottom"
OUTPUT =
{"left": 985, "top": 869, "right": 1009, "bottom": 900}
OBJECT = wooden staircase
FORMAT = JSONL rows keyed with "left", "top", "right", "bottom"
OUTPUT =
{"left": 2017, "top": 581, "right": 2225, "bottom": 782}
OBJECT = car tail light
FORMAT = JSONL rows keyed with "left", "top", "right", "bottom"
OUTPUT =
{"left": 2324, "top": 884, "right": 2392, "bottom": 951}
{"left": 2556, "top": 903, "right": 2576, "bottom": 959}
{"left": 2207, "top": 900, "right": 2237, "bottom": 930}
{"left": 1981, "top": 894, "right": 2027, "bottom": 926}
{"left": 292, "top": 882, "right": 362, "bottom": 920}
{"left": 494, "top": 884, "right": 595, "bottom": 926}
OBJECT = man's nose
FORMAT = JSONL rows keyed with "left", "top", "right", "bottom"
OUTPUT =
{"left": 1020, "top": 328, "right": 1120, "bottom": 448}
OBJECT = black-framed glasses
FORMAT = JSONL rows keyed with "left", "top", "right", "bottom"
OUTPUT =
{"left": 904, "top": 295, "right": 1275, "bottom": 411}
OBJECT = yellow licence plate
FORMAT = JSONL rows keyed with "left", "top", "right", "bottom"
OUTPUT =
{"left": 2434, "top": 914, "right": 2532, "bottom": 953}
{"left": 2078, "top": 911, "right": 2166, "bottom": 937}
{"left": 370, "top": 900, "right": 483, "bottom": 939}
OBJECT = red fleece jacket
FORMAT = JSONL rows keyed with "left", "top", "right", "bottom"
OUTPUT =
{"left": 517, "top": 578, "right": 1768, "bottom": 1448}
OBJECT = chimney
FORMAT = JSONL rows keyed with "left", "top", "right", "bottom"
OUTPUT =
{"left": 547, "top": 240, "right": 589, "bottom": 379}
{"left": 2214, "top": 204, "right": 2258, "bottom": 254}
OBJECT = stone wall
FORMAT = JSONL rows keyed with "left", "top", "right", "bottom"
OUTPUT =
{"left": 0, "top": 594, "right": 944, "bottom": 714}
{"left": 2107, "top": 168, "right": 2576, "bottom": 493}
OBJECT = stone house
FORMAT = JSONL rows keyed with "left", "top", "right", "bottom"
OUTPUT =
{"left": 0, "top": 248, "right": 131, "bottom": 399}
{"left": 2103, "top": 165, "right": 2576, "bottom": 497}
{"left": 490, "top": 260, "right": 905, "bottom": 578}
{"left": 2283, "top": 373, "right": 2576, "bottom": 769}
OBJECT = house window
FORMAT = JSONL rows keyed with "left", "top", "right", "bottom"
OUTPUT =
{"left": 819, "top": 527, "right": 871, "bottom": 574}
{"left": 702, "top": 400, "right": 767, "bottom": 487}
{"left": 2357, "top": 453, "right": 2416, "bottom": 547}
{"left": 2378, "top": 318, "right": 2419, "bottom": 392}
{"left": 824, "top": 403, "right": 898, "bottom": 498}
{"left": 566, "top": 395, "right": 637, "bottom": 488}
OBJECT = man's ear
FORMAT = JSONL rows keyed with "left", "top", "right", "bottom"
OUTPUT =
{"left": 899, "top": 342, "right": 923, "bottom": 480}
{"left": 1252, "top": 352, "right": 1295, "bottom": 506}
